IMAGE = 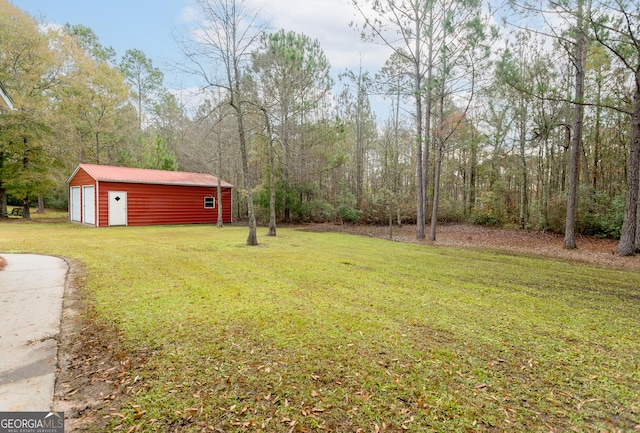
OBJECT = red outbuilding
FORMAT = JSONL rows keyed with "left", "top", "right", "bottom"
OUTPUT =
{"left": 67, "top": 164, "right": 233, "bottom": 227}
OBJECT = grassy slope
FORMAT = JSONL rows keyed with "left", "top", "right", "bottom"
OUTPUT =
{"left": 1, "top": 221, "right": 638, "bottom": 432}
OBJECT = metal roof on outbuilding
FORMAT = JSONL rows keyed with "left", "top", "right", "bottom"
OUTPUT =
{"left": 69, "top": 164, "right": 233, "bottom": 188}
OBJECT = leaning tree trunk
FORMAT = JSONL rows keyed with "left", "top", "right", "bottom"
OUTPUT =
{"left": 233, "top": 101, "right": 257, "bottom": 246}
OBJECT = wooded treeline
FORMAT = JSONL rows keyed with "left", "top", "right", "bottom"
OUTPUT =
{"left": 1, "top": 0, "right": 639, "bottom": 254}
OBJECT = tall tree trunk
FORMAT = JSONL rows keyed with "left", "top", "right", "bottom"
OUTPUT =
{"left": 469, "top": 137, "right": 477, "bottom": 216}
{"left": 233, "top": 100, "right": 257, "bottom": 245}
{"left": 422, "top": 8, "right": 434, "bottom": 230}
{"left": 592, "top": 80, "right": 602, "bottom": 191}
{"left": 283, "top": 135, "right": 291, "bottom": 224}
{"left": 423, "top": 103, "right": 430, "bottom": 223}
{"left": 617, "top": 86, "right": 640, "bottom": 256}
{"left": 462, "top": 158, "right": 468, "bottom": 215}
{"left": 0, "top": 150, "right": 5, "bottom": 217}
{"left": 393, "top": 87, "right": 402, "bottom": 228}
{"left": 262, "top": 108, "right": 276, "bottom": 236}
{"left": 636, "top": 187, "right": 640, "bottom": 251}
{"left": 95, "top": 132, "right": 100, "bottom": 165}
{"left": 519, "top": 100, "right": 528, "bottom": 229}
{"left": 138, "top": 92, "right": 143, "bottom": 131}
{"left": 413, "top": 0, "right": 426, "bottom": 239}
{"left": 21, "top": 141, "right": 31, "bottom": 219}
{"left": 565, "top": 0, "right": 586, "bottom": 249}
{"left": 355, "top": 82, "right": 364, "bottom": 209}
{"left": 22, "top": 198, "right": 31, "bottom": 219}
{"left": 414, "top": 10, "right": 425, "bottom": 239}
{"left": 429, "top": 85, "right": 445, "bottom": 241}
{"left": 542, "top": 138, "right": 550, "bottom": 228}
{"left": 0, "top": 185, "right": 7, "bottom": 218}
{"left": 217, "top": 134, "right": 224, "bottom": 228}
{"left": 216, "top": 180, "right": 223, "bottom": 228}
{"left": 429, "top": 143, "right": 443, "bottom": 241}
{"left": 388, "top": 202, "right": 393, "bottom": 240}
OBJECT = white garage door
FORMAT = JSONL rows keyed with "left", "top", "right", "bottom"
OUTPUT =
{"left": 70, "top": 187, "right": 81, "bottom": 222}
{"left": 82, "top": 186, "right": 95, "bottom": 225}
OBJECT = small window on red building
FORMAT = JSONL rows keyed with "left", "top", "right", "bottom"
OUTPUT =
{"left": 204, "top": 196, "right": 215, "bottom": 208}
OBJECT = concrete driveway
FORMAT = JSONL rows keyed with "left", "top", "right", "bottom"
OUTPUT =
{"left": 0, "top": 254, "right": 68, "bottom": 411}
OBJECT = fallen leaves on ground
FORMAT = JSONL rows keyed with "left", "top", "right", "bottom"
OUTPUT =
{"left": 314, "top": 223, "right": 640, "bottom": 272}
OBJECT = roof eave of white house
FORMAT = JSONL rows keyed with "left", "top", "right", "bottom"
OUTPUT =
{"left": 0, "top": 81, "right": 15, "bottom": 112}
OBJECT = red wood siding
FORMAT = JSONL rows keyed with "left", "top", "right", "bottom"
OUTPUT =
{"left": 96, "top": 181, "right": 233, "bottom": 227}
{"left": 68, "top": 168, "right": 96, "bottom": 187}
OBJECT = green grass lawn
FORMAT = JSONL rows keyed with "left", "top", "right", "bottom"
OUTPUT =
{"left": 1, "top": 221, "right": 639, "bottom": 432}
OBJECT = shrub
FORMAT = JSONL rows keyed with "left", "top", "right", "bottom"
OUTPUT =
{"left": 472, "top": 191, "right": 510, "bottom": 227}
{"left": 543, "top": 195, "right": 567, "bottom": 233}
{"left": 531, "top": 190, "right": 625, "bottom": 239}
{"left": 438, "top": 196, "right": 467, "bottom": 223}
{"left": 472, "top": 209, "right": 501, "bottom": 226}
{"left": 578, "top": 192, "right": 625, "bottom": 239}
{"left": 337, "top": 205, "right": 362, "bottom": 224}
{"left": 300, "top": 200, "right": 335, "bottom": 223}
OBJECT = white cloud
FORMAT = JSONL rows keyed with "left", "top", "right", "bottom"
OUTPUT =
{"left": 179, "top": 5, "right": 200, "bottom": 23}
{"left": 247, "top": 0, "right": 391, "bottom": 71}
{"left": 177, "top": 0, "right": 391, "bottom": 72}
{"left": 174, "top": 0, "right": 394, "bottom": 118}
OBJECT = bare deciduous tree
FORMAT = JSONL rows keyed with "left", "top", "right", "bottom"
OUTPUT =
{"left": 179, "top": 0, "right": 267, "bottom": 245}
{"left": 351, "top": 0, "right": 431, "bottom": 239}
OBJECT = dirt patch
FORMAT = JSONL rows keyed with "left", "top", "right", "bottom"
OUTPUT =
{"left": 54, "top": 259, "right": 131, "bottom": 432}
{"left": 308, "top": 223, "right": 640, "bottom": 272}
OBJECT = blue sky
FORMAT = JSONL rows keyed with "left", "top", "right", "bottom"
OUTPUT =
{"left": 16, "top": 1, "right": 389, "bottom": 84}
{"left": 15, "top": 0, "right": 396, "bottom": 119}
{"left": 16, "top": 1, "right": 188, "bottom": 86}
